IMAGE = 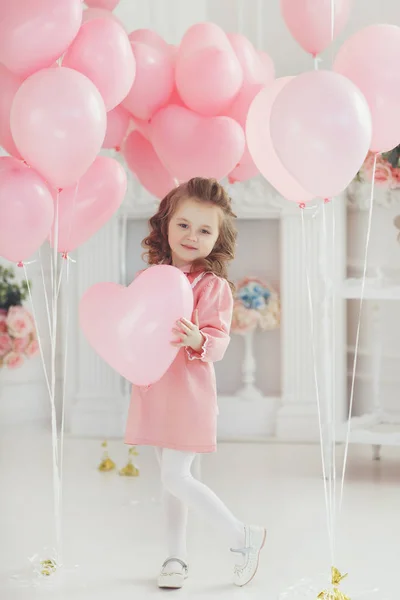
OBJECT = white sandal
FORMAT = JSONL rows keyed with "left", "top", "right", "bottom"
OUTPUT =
{"left": 157, "top": 557, "right": 189, "bottom": 589}
{"left": 231, "top": 525, "right": 267, "bottom": 587}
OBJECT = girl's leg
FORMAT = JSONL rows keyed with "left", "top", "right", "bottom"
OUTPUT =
{"left": 154, "top": 448, "right": 189, "bottom": 570}
{"left": 160, "top": 448, "right": 245, "bottom": 550}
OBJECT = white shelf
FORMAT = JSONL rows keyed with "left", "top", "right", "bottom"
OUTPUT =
{"left": 341, "top": 278, "right": 400, "bottom": 300}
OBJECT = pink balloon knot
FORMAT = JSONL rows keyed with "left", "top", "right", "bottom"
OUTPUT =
{"left": 324, "top": 197, "right": 330, "bottom": 204}
{"left": 17, "top": 261, "right": 23, "bottom": 268}
{"left": 299, "top": 202, "right": 306, "bottom": 209}
{"left": 115, "top": 145, "right": 121, "bottom": 152}
{"left": 57, "top": 187, "right": 63, "bottom": 193}
{"left": 62, "top": 252, "right": 68, "bottom": 260}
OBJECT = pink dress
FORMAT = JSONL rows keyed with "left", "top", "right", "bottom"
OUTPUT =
{"left": 124, "top": 266, "right": 234, "bottom": 453}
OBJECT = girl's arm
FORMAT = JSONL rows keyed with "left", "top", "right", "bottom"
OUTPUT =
{"left": 186, "top": 276, "right": 233, "bottom": 363}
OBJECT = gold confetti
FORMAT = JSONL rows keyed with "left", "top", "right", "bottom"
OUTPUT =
{"left": 119, "top": 446, "right": 140, "bottom": 477}
{"left": 98, "top": 440, "right": 116, "bottom": 472}
{"left": 40, "top": 558, "right": 57, "bottom": 577}
{"left": 317, "top": 568, "right": 351, "bottom": 600}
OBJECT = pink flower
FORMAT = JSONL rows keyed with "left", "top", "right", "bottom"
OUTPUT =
{"left": 231, "top": 302, "right": 259, "bottom": 334}
{"left": 391, "top": 168, "right": 400, "bottom": 188}
{"left": 0, "top": 333, "right": 12, "bottom": 357}
{"left": 362, "top": 152, "right": 393, "bottom": 186}
{"left": 6, "top": 306, "right": 33, "bottom": 339}
{"left": 13, "top": 335, "right": 30, "bottom": 353}
{"left": 25, "top": 339, "right": 39, "bottom": 358}
{"left": 3, "top": 351, "right": 24, "bottom": 369}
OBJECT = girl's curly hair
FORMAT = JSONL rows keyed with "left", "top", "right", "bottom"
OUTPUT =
{"left": 142, "top": 178, "right": 237, "bottom": 291}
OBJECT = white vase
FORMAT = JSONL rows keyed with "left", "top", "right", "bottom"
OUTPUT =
{"left": 235, "top": 329, "right": 263, "bottom": 401}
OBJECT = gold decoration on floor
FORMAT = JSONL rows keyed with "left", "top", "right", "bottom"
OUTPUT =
{"left": 317, "top": 567, "right": 350, "bottom": 600}
{"left": 98, "top": 440, "right": 116, "bottom": 472}
{"left": 119, "top": 446, "right": 140, "bottom": 477}
{"left": 40, "top": 558, "right": 57, "bottom": 577}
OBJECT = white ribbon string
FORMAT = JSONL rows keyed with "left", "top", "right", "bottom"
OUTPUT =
{"left": 340, "top": 154, "right": 377, "bottom": 510}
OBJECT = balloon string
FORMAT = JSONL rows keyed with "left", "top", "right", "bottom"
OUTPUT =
{"left": 339, "top": 153, "right": 377, "bottom": 511}
{"left": 38, "top": 245, "right": 52, "bottom": 338}
{"left": 300, "top": 209, "right": 334, "bottom": 564}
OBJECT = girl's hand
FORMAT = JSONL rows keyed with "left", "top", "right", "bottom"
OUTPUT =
{"left": 171, "top": 310, "right": 205, "bottom": 353}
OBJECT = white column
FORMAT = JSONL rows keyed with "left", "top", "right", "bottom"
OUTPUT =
{"left": 66, "top": 216, "right": 127, "bottom": 438}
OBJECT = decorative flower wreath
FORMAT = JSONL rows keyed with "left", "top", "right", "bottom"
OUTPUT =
{"left": 231, "top": 276, "right": 281, "bottom": 335}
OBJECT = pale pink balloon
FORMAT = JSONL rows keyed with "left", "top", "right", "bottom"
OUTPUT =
{"left": 179, "top": 23, "right": 232, "bottom": 55}
{"left": 49, "top": 156, "right": 126, "bottom": 252}
{"left": 130, "top": 116, "right": 152, "bottom": 140}
{"left": 128, "top": 29, "right": 171, "bottom": 55}
{"left": 334, "top": 24, "right": 400, "bottom": 153}
{"left": 280, "top": 0, "right": 351, "bottom": 56}
{"left": 63, "top": 18, "right": 135, "bottom": 111}
{"left": 270, "top": 71, "right": 372, "bottom": 198}
{"left": 11, "top": 67, "right": 107, "bottom": 189}
{"left": 0, "top": 0, "right": 82, "bottom": 77}
{"left": 258, "top": 51, "right": 276, "bottom": 84}
{"left": 85, "top": 0, "right": 120, "bottom": 9}
{"left": 79, "top": 265, "right": 194, "bottom": 386}
{"left": 176, "top": 47, "right": 243, "bottom": 117}
{"left": 82, "top": 7, "right": 124, "bottom": 27}
{"left": 103, "top": 105, "right": 130, "bottom": 150}
{"left": 0, "top": 157, "right": 54, "bottom": 262}
{"left": 228, "top": 146, "right": 260, "bottom": 184}
{"left": 122, "top": 42, "right": 174, "bottom": 121}
{"left": 228, "top": 33, "right": 270, "bottom": 86}
{"left": 151, "top": 104, "right": 245, "bottom": 181}
{"left": 247, "top": 77, "right": 314, "bottom": 203}
{"left": 123, "top": 130, "right": 175, "bottom": 199}
{"left": 0, "top": 64, "right": 23, "bottom": 158}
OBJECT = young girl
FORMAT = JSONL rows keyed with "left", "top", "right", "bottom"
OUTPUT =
{"left": 124, "top": 177, "right": 266, "bottom": 589}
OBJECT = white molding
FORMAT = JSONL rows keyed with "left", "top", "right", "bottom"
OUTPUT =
{"left": 346, "top": 180, "right": 400, "bottom": 211}
{"left": 217, "top": 394, "right": 279, "bottom": 441}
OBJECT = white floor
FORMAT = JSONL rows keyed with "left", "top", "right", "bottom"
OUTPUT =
{"left": 0, "top": 426, "right": 399, "bottom": 600}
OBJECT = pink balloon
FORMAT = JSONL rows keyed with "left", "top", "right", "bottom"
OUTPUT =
{"left": 50, "top": 156, "right": 126, "bottom": 252}
{"left": 122, "top": 42, "right": 174, "bottom": 120}
{"left": 247, "top": 77, "right": 314, "bottom": 203}
{"left": 85, "top": 0, "right": 120, "bottom": 9}
{"left": 175, "top": 46, "right": 243, "bottom": 117}
{"left": 280, "top": 0, "right": 351, "bottom": 56}
{"left": 79, "top": 265, "right": 194, "bottom": 386}
{"left": 179, "top": 23, "right": 232, "bottom": 55}
{"left": 151, "top": 105, "right": 245, "bottom": 181}
{"left": 334, "top": 25, "right": 400, "bottom": 153}
{"left": 63, "top": 18, "right": 135, "bottom": 111}
{"left": 0, "top": 157, "right": 54, "bottom": 262}
{"left": 228, "top": 146, "right": 260, "bottom": 184}
{"left": 103, "top": 105, "right": 130, "bottom": 150}
{"left": 270, "top": 71, "right": 372, "bottom": 198}
{"left": 258, "top": 51, "right": 276, "bottom": 84}
{"left": 0, "top": 64, "right": 23, "bottom": 158}
{"left": 128, "top": 29, "right": 171, "bottom": 55}
{"left": 228, "top": 33, "right": 271, "bottom": 86}
{"left": 123, "top": 130, "right": 176, "bottom": 199}
{"left": 0, "top": 0, "right": 82, "bottom": 77}
{"left": 11, "top": 67, "right": 107, "bottom": 189}
{"left": 82, "top": 7, "right": 124, "bottom": 27}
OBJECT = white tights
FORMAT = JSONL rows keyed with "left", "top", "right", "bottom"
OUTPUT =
{"left": 155, "top": 447, "right": 245, "bottom": 567}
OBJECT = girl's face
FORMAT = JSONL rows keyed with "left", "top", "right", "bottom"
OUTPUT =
{"left": 168, "top": 197, "right": 221, "bottom": 267}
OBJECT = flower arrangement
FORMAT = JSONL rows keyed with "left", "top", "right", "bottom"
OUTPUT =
{"left": 0, "top": 266, "right": 39, "bottom": 370}
{"left": 231, "top": 276, "right": 280, "bottom": 335}
{"left": 356, "top": 148, "right": 400, "bottom": 188}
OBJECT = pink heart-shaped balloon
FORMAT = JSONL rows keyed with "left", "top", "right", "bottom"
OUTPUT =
{"left": 79, "top": 265, "right": 194, "bottom": 386}
{"left": 151, "top": 104, "right": 245, "bottom": 181}
{"left": 50, "top": 156, "right": 127, "bottom": 252}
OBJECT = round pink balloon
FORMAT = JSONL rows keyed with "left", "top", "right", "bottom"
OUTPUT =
{"left": 247, "top": 77, "right": 314, "bottom": 203}
{"left": 79, "top": 265, "right": 194, "bottom": 386}
{"left": 82, "top": 7, "right": 124, "bottom": 27}
{"left": 128, "top": 29, "right": 171, "bottom": 55}
{"left": 122, "top": 42, "right": 174, "bottom": 121}
{"left": 179, "top": 23, "right": 232, "bottom": 55}
{"left": 280, "top": 0, "right": 351, "bottom": 56}
{"left": 228, "top": 33, "right": 272, "bottom": 86}
{"left": 0, "top": 0, "right": 82, "bottom": 77}
{"left": 63, "top": 18, "right": 135, "bottom": 111}
{"left": 123, "top": 130, "right": 176, "bottom": 199}
{"left": 11, "top": 67, "right": 107, "bottom": 189}
{"left": 103, "top": 105, "right": 130, "bottom": 150}
{"left": 270, "top": 71, "right": 372, "bottom": 198}
{"left": 0, "top": 64, "right": 23, "bottom": 158}
{"left": 258, "top": 51, "right": 276, "bottom": 84}
{"left": 85, "top": 0, "right": 120, "bottom": 9}
{"left": 334, "top": 24, "right": 400, "bottom": 153}
{"left": 175, "top": 46, "right": 243, "bottom": 117}
{"left": 0, "top": 157, "right": 54, "bottom": 262}
{"left": 228, "top": 146, "right": 260, "bottom": 184}
{"left": 50, "top": 156, "right": 126, "bottom": 252}
{"left": 151, "top": 105, "right": 245, "bottom": 182}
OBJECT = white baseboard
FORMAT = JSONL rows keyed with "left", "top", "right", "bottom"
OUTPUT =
{"left": 217, "top": 395, "right": 279, "bottom": 441}
{"left": 69, "top": 394, "right": 128, "bottom": 439}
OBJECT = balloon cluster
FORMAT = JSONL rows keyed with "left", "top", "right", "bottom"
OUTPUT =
{"left": 247, "top": 1, "right": 400, "bottom": 204}
{"left": 0, "top": 0, "right": 131, "bottom": 263}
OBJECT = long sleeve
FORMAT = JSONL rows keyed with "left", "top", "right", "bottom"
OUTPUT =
{"left": 186, "top": 276, "right": 233, "bottom": 363}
